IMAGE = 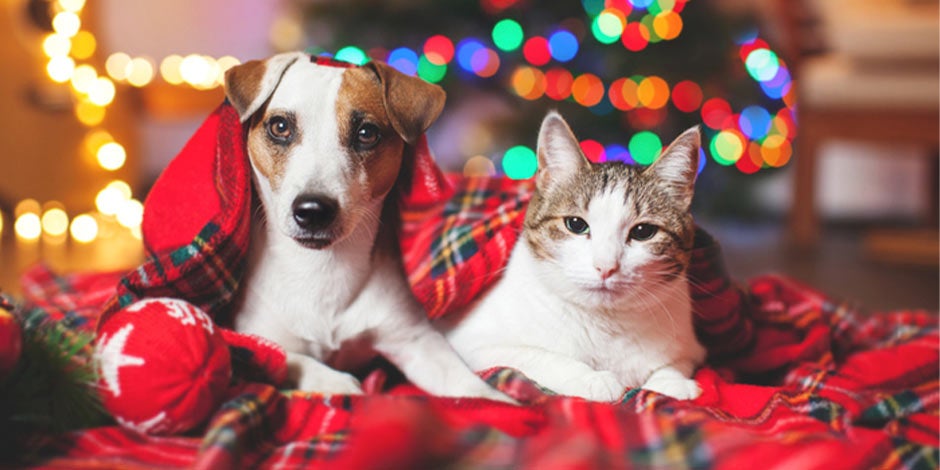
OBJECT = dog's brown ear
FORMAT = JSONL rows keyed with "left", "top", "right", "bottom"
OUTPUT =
{"left": 365, "top": 61, "right": 446, "bottom": 144}
{"left": 224, "top": 52, "right": 304, "bottom": 122}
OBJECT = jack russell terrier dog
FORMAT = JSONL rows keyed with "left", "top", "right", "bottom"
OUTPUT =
{"left": 223, "top": 52, "right": 508, "bottom": 401}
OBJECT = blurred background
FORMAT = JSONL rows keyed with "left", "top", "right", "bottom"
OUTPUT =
{"left": 0, "top": 0, "right": 936, "bottom": 310}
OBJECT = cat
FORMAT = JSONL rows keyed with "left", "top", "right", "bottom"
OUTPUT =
{"left": 440, "top": 111, "right": 706, "bottom": 402}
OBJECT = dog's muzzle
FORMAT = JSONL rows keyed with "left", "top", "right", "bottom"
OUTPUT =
{"left": 291, "top": 193, "right": 339, "bottom": 248}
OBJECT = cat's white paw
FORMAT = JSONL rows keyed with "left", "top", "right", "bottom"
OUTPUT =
{"left": 560, "top": 370, "right": 625, "bottom": 402}
{"left": 642, "top": 376, "right": 701, "bottom": 400}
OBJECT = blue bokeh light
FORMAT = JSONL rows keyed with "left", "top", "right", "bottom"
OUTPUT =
{"left": 548, "top": 30, "right": 579, "bottom": 62}
{"left": 456, "top": 39, "right": 485, "bottom": 73}
{"left": 387, "top": 47, "right": 418, "bottom": 76}
{"left": 739, "top": 105, "right": 773, "bottom": 140}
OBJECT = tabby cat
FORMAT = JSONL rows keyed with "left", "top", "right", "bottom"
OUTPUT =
{"left": 441, "top": 111, "right": 706, "bottom": 401}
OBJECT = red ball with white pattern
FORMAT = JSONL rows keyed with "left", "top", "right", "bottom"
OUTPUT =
{"left": 96, "top": 298, "right": 231, "bottom": 435}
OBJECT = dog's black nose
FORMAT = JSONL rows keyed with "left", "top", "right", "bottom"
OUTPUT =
{"left": 292, "top": 194, "right": 338, "bottom": 231}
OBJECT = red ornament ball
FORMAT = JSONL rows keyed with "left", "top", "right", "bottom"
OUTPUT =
{"left": 0, "top": 308, "right": 22, "bottom": 379}
{"left": 96, "top": 298, "right": 231, "bottom": 435}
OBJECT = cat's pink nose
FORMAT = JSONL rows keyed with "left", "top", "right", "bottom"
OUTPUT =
{"left": 596, "top": 264, "right": 618, "bottom": 280}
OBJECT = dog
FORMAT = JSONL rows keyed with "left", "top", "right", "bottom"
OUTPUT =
{"left": 222, "top": 52, "right": 509, "bottom": 402}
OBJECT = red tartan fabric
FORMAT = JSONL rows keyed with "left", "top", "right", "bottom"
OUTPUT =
{"left": 398, "top": 173, "right": 756, "bottom": 359}
{"left": 11, "top": 90, "right": 935, "bottom": 467}
{"left": 14, "top": 267, "right": 939, "bottom": 469}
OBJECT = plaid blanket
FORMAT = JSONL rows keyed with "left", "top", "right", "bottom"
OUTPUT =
{"left": 12, "top": 265, "right": 939, "bottom": 468}
{"left": 6, "top": 99, "right": 937, "bottom": 468}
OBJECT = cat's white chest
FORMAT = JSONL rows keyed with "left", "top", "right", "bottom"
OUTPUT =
{"left": 443, "top": 240, "right": 705, "bottom": 392}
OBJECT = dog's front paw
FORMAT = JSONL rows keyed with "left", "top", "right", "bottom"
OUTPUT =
{"left": 642, "top": 376, "right": 701, "bottom": 400}
{"left": 287, "top": 354, "right": 363, "bottom": 395}
{"left": 558, "top": 370, "right": 625, "bottom": 402}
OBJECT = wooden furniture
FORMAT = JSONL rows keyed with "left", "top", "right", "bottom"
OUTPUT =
{"left": 775, "top": 0, "right": 939, "bottom": 256}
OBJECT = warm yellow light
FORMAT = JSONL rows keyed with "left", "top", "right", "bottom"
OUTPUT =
{"left": 195, "top": 57, "right": 221, "bottom": 89}
{"left": 462, "top": 155, "right": 497, "bottom": 177}
{"left": 46, "top": 56, "right": 75, "bottom": 83}
{"left": 0, "top": 210, "right": 4, "bottom": 236}
{"left": 83, "top": 129, "right": 113, "bottom": 156}
{"left": 14, "top": 213, "right": 42, "bottom": 240}
{"left": 69, "top": 213, "right": 98, "bottom": 243}
{"left": 96, "top": 142, "right": 126, "bottom": 171}
{"left": 105, "top": 52, "right": 131, "bottom": 81}
{"left": 52, "top": 12, "right": 81, "bottom": 37}
{"left": 58, "top": 0, "right": 86, "bottom": 12}
{"left": 130, "top": 225, "right": 142, "bottom": 240}
{"left": 127, "top": 57, "right": 155, "bottom": 87}
{"left": 70, "top": 63, "right": 97, "bottom": 93}
{"left": 160, "top": 55, "right": 184, "bottom": 85}
{"left": 95, "top": 186, "right": 127, "bottom": 216}
{"left": 70, "top": 31, "right": 96, "bottom": 60}
{"left": 217, "top": 56, "right": 241, "bottom": 72}
{"left": 180, "top": 54, "right": 211, "bottom": 86}
{"left": 41, "top": 208, "right": 69, "bottom": 236}
{"left": 270, "top": 16, "right": 303, "bottom": 52}
{"left": 42, "top": 33, "right": 71, "bottom": 58}
{"left": 75, "top": 100, "right": 106, "bottom": 126}
{"left": 116, "top": 199, "right": 144, "bottom": 229}
{"left": 87, "top": 77, "right": 116, "bottom": 106}
{"left": 14, "top": 199, "right": 41, "bottom": 217}
{"left": 106, "top": 180, "right": 133, "bottom": 199}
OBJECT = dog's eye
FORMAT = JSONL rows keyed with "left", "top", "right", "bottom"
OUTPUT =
{"left": 628, "top": 224, "right": 658, "bottom": 241}
{"left": 356, "top": 124, "right": 381, "bottom": 149}
{"left": 267, "top": 117, "right": 292, "bottom": 141}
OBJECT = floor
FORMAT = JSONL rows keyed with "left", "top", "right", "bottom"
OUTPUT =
{"left": 702, "top": 220, "right": 939, "bottom": 312}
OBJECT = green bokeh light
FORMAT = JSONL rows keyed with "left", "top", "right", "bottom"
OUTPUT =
{"left": 334, "top": 46, "right": 368, "bottom": 65}
{"left": 745, "top": 49, "right": 780, "bottom": 82}
{"left": 641, "top": 14, "right": 662, "bottom": 43}
{"left": 492, "top": 19, "right": 524, "bottom": 52}
{"left": 417, "top": 55, "right": 447, "bottom": 83}
{"left": 581, "top": 0, "right": 605, "bottom": 16}
{"left": 502, "top": 145, "right": 538, "bottom": 179}
{"left": 648, "top": 0, "right": 676, "bottom": 15}
{"left": 591, "top": 15, "right": 621, "bottom": 44}
{"left": 629, "top": 131, "right": 662, "bottom": 165}
{"left": 709, "top": 131, "right": 744, "bottom": 166}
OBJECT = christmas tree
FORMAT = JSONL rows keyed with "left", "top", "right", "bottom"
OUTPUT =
{"left": 295, "top": 0, "right": 795, "bottom": 218}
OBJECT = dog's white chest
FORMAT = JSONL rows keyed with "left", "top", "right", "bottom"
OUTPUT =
{"left": 233, "top": 221, "right": 377, "bottom": 359}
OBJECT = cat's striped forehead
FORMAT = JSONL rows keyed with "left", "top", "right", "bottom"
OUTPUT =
{"left": 537, "top": 161, "right": 683, "bottom": 215}
{"left": 523, "top": 160, "right": 694, "bottom": 260}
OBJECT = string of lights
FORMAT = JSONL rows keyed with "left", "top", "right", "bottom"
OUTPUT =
{"left": 8, "top": 0, "right": 796, "bottom": 245}
{"left": 314, "top": 0, "right": 796, "bottom": 178}
{"left": 11, "top": 0, "right": 243, "bottom": 244}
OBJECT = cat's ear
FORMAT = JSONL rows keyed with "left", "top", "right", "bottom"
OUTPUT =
{"left": 536, "top": 111, "right": 590, "bottom": 189}
{"left": 647, "top": 126, "right": 700, "bottom": 208}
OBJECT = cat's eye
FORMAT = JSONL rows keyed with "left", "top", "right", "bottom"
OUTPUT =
{"left": 629, "top": 224, "right": 658, "bottom": 241}
{"left": 564, "top": 217, "right": 590, "bottom": 235}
